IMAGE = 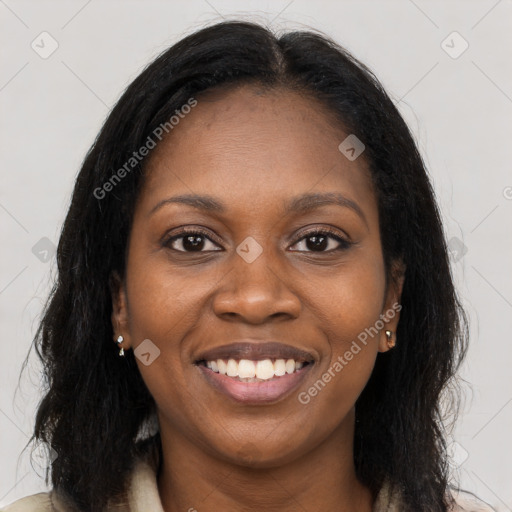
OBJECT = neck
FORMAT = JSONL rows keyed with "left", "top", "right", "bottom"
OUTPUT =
{"left": 157, "top": 408, "right": 374, "bottom": 512}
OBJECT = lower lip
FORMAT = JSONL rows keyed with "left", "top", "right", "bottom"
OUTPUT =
{"left": 197, "top": 364, "right": 313, "bottom": 404}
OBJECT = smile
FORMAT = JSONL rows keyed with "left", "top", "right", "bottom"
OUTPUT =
{"left": 194, "top": 341, "right": 316, "bottom": 404}
{"left": 199, "top": 357, "right": 310, "bottom": 381}
{"left": 197, "top": 361, "right": 313, "bottom": 404}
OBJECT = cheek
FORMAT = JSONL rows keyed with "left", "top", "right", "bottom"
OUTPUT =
{"left": 124, "top": 250, "right": 221, "bottom": 342}
{"left": 123, "top": 249, "right": 224, "bottom": 416}
{"left": 313, "top": 252, "right": 386, "bottom": 354}
{"left": 294, "top": 296, "right": 383, "bottom": 445}
{"left": 298, "top": 252, "right": 385, "bottom": 407}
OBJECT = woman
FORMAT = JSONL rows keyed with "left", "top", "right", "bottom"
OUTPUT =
{"left": 3, "top": 20, "right": 495, "bottom": 512}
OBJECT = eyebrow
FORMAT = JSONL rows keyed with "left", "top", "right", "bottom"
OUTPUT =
{"left": 149, "top": 192, "right": 368, "bottom": 226}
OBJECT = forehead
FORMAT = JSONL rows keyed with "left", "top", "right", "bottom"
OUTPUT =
{"left": 140, "top": 84, "right": 376, "bottom": 220}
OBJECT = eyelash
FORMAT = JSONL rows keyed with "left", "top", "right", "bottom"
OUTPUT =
{"left": 163, "top": 226, "right": 353, "bottom": 253}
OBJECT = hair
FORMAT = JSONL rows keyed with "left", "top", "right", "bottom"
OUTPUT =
{"left": 25, "top": 20, "right": 469, "bottom": 512}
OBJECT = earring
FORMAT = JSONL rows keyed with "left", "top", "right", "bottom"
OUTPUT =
{"left": 116, "top": 335, "right": 125, "bottom": 356}
{"left": 385, "top": 330, "right": 396, "bottom": 349}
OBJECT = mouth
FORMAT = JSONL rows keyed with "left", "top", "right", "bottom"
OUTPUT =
{"left": 194, "top": 342, "right": 316, "bottom": 404}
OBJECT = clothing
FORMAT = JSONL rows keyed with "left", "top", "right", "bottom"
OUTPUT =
{"left": 1, "top": 452, "right": 496, "bottom": 512}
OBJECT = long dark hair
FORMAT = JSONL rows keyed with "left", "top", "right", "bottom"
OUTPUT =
{"left": 26, "top": 20, "right": 468, "bottom": 511}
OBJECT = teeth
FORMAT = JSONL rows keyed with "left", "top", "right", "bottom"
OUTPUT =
{"left": 226, "top": 358, "right": 238, "bottom": 377}
{"left": 274, "top": 359, "right": 286, "bottom": 376}
{"left": 204, "top": 357, "right": 308, "bottom": 381}
{"left": 255, "top": 359, "right": 274, "bottom": 380}
{"left": 238, "top": 359, "right": 256, "bottom": 378}
{"left": 217, "top": 359, "right": 227, "bottom": 375}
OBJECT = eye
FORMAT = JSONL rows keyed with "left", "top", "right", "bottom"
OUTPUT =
{"left": 164, "top": 228, "right": 222, "bottom": 253}
{"left": 163, "top": 227, "right": 353, "bottom": 254}
{"left": 289, "top": 228, "right": 352, "bottom": 253}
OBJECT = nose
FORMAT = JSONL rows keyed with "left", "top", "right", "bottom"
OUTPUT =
{"left": 212, "top": 251, "right": 301, "bottom": 324}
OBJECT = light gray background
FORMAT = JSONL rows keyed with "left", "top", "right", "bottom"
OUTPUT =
{"left": 1, "top": 0, "right": 511, "bottom": 509}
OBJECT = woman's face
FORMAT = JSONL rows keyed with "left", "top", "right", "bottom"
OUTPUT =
{"left": 113, "top": 85, "right": 403, "bottom": 466}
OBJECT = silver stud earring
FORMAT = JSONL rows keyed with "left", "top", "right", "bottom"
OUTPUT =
{"left": 116, "top": 335, "right": 125, "bottom": 356}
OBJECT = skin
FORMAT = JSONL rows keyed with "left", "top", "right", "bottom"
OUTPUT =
{"left": 112, "top": 84, "right": 405, "bottom": 512}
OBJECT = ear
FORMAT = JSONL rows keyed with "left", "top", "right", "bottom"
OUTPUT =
{"left": 378, "top": 259, "right": 406, "bottom": 353}
{"left": 110, "top": 271, "right": 132, "bottom": 350}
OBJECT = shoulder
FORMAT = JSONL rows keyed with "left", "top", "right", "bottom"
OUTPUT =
{"left": 1, "top": 490, "right": 76, "bottom": 512}
{"left": 374, "top": 481, "right": 497, "bottom": 512}
{"left": 1, "top": 440, "right": 161, "bottom": 512}
{"left": 1, "top": 492, "right": 53, "bottom": 511}
{"left": 449, "top": 487, "right": 497, "bottom": 512}
{"left": 0, "top": 455, "right": 158, "bottom": 512}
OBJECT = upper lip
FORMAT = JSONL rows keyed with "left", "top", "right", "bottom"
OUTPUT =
{"left": 195, "top": 341, "right": 316, "bottom": 363}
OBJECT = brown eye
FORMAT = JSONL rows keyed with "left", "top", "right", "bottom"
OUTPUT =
{"left": 164, "top": 229, "right": 222, "bottom": 253}
{"left": 290, "top": 229, "right": 352, "bottom": 253}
